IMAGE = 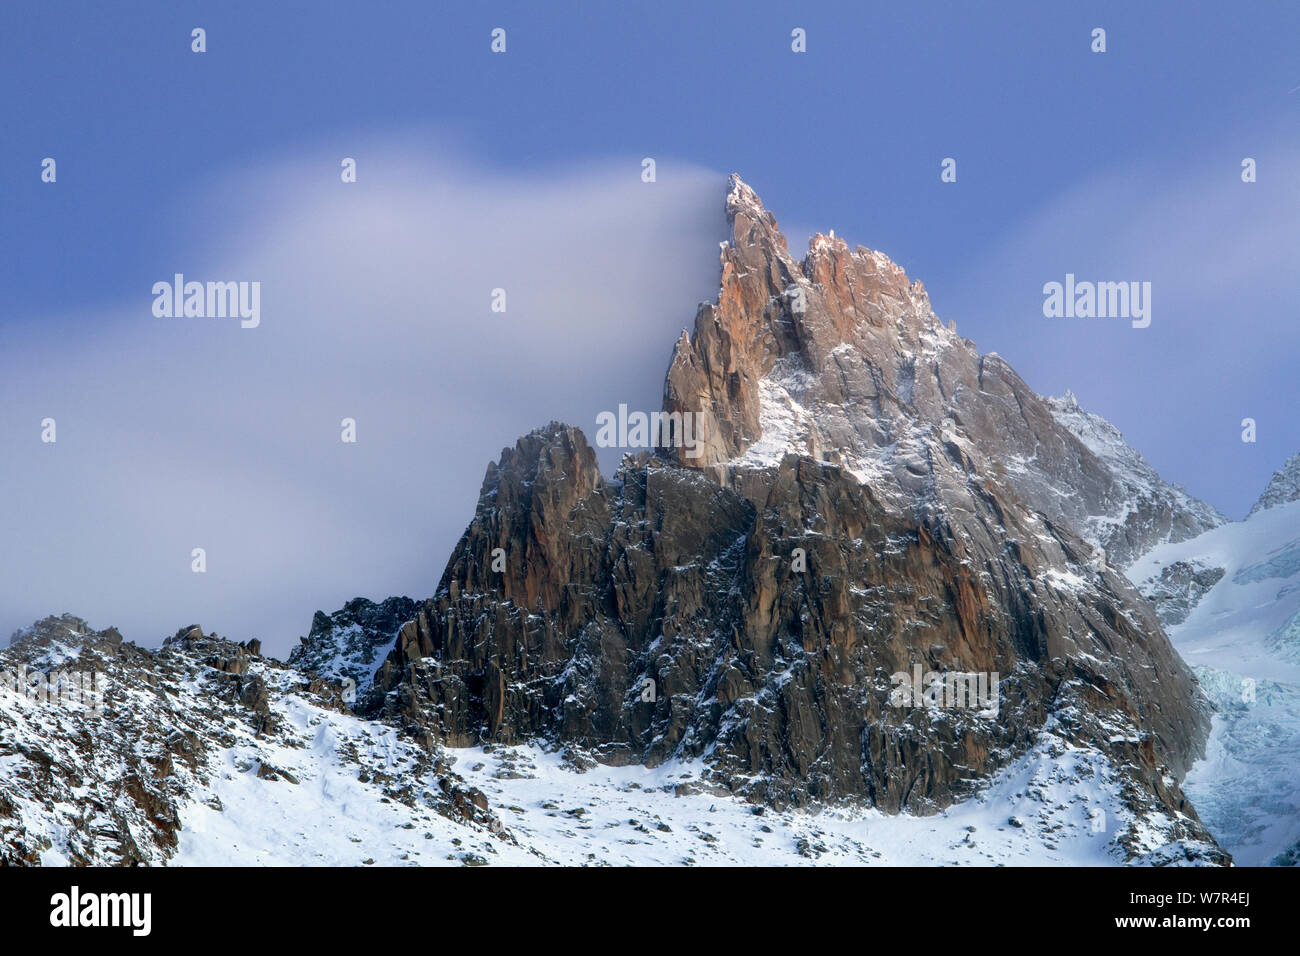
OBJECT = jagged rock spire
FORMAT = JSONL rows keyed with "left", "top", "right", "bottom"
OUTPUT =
{"left": 664, "top": 175, "right": 1223, "bottom": 568}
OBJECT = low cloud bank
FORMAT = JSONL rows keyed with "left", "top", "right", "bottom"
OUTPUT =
{"left": 0, "top": 135, "right": 725, "bottom": 655}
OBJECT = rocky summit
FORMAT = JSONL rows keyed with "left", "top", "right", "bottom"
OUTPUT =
{"left": 663, "top": 176, "right": 1225, "bottom": 568}
{"left": 1, "top": 176, "right": 1240, "bottom": 866}
{"left": 356, "top": 177, "right": 1228, "bottom": 861}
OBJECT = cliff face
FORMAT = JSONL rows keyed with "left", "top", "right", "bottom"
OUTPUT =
{"left": 360, "top": 179, "right": 1224, "bottom": 857}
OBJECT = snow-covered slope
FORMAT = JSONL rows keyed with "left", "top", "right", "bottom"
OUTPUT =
{"left": 399, "top": 729, "right": 1218, "bottom": 867}
{"left": 1128, "top": 497, "right": 1300, "bottom": 865}
{"left": 1, "top": 614, "right": 1225, "bottom": 866}
{"left": 1129, "top": 498, "right": 1300, "bottom": 681}
{"left": 175, "top": 729, "right": 1223, "bottom": 866}
{"left": 172, "top": 693, "right": 536, "bottom": 867}
{"left": 0, "top": 618, "right": 509, "bottom": 866}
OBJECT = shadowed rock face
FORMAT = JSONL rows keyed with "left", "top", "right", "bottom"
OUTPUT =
{"left": 370, "top": 425, "right": 1209, "bottom": 818}
{"left": 362, "top": 178, "right": 1225, "bottom": 857}
{"left": 287, "top": 596, "right": 419, "bottom": 696}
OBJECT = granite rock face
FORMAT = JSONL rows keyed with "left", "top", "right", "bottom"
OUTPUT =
{"left": 371, "top": 424, "right": 1208, "bottom": 827}
{"left": 355, "top": 177, "right": 1227, "bottom": 858}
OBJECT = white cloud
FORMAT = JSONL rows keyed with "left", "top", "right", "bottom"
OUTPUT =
{"left": 0, "top": 134, "right": 726, "bottom": 654}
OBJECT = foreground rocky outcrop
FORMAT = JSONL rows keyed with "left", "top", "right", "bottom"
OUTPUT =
{"left": 0, "top": 616, "right": 499, "bottom": 865}
{"left": 358, "top": 177, "right": 1226, "bottom": 861}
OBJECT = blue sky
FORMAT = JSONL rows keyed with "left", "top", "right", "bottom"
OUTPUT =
{"left": 2, "top": 1, "right": 1298, "bottom": 651}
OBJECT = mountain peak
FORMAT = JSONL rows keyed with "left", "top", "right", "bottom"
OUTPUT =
{"left": 664, "top": 180, "right": 1224, "bottom": 567}
{"left": 724, "top": 173, "right": 786, "bottom": 251}
{"left": 1248, "top": 451, "right": 1300, "bottom": 518}
{"left": 724, "top": 172, "right": 757, "bottom": 209}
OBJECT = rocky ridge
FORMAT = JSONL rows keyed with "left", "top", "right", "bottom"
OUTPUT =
{"left": 0, "top": 615, "right": 503, "bottom": 865}
{"left": 287, "top": 596, "right": 419, "bottom": 698}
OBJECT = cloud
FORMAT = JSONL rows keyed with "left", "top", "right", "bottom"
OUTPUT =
{"left": 0, "top": 133, "right": 726, "bottom": 655}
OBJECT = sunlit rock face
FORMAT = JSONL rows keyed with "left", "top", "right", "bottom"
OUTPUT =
{"left": 664, "top": 176, "right": 1225, "bottom": 568}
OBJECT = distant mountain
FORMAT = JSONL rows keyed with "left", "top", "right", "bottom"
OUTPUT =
{"left": 1248, "top": 452, "right": 1300, "bottom": 519}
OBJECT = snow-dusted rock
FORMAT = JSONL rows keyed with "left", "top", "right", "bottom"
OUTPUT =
{"left": 1248, "top": 452, "right": 1300, "bottom": 519}
{"left": 0, "top": 619, "right": 505, "bottom": 865}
